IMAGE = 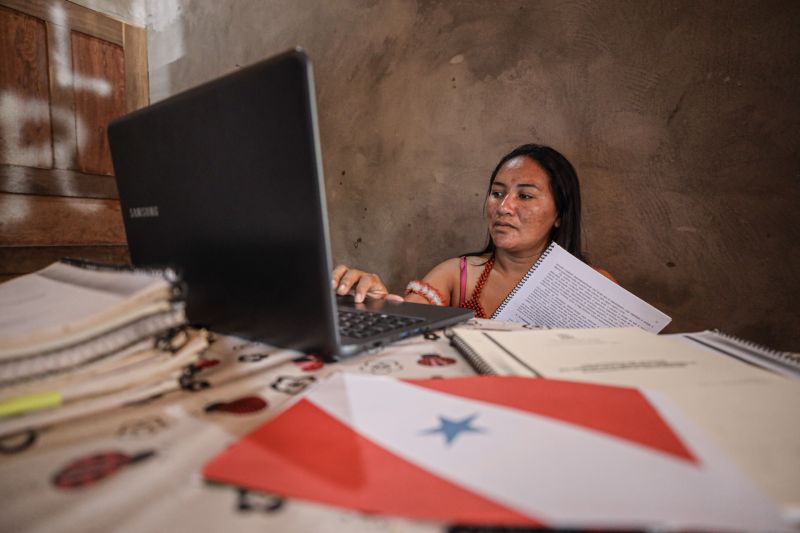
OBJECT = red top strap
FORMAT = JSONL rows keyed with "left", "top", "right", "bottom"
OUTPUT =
{"left": 461, "top": 255, "right": 494, "bottom": 319}
{"left": 459, "top": 256, "right": 467, "bottom": 307}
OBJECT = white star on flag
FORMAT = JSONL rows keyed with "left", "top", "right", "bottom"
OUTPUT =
{"left": 204, "top": 373, "right": 788, "bottom": 531}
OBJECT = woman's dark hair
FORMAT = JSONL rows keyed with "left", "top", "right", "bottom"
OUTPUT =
{"left": 468, "top": 143, "right": 584, "bottom": 262}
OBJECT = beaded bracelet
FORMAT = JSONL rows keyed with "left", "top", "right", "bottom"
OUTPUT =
{"left": 404, "top": 279, "right": 446, "bottom": 306}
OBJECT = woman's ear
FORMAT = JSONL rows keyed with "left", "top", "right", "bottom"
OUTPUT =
{"left": 554, "top": 217, "right": 561, "bottom": 228}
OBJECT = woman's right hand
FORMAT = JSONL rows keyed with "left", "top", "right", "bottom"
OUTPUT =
{"left": 332, "top": 265, "right": 403, "bottom": 303}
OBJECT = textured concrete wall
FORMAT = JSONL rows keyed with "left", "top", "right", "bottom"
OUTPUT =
{"left": 146, "top": 0, "right": 800, "bottom": 350}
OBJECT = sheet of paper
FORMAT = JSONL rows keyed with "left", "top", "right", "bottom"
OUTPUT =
{"left": 493, "top": 243, "right": 670, "bottom": 332}
{"left": 203, "top": 373, "right": 788, "bottom": 531}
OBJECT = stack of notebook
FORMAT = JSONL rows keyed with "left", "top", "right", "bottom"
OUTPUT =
{"left": 0, "top": 260, "right": 208, "bottom": 436}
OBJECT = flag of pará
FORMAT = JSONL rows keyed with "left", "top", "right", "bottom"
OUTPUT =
{"left": 203, "top": 373, "right": 788, "bottom": 531}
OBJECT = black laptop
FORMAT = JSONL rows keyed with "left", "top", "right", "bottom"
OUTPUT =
{"left": 107, "top": 48, "right": 472, "bottom": 358}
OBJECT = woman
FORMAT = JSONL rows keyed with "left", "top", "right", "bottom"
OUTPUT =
{"left": 332, "top": 143, "right": 613, "bottom": 318}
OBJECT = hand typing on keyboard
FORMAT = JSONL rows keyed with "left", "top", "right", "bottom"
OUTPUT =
{"left": 332, "top": 265, "right": 404, "bottom": 303}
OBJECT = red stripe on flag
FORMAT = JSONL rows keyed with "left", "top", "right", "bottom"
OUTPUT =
{"left": 203, "top": 398, "right": 540, "bottom": 525}
{"left": 408, "top": 377, "right": 697, "bottom": 463}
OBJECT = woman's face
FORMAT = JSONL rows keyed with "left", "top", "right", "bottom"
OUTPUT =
{"left": 486, "top": 156, "right": 559, "bottom": 255}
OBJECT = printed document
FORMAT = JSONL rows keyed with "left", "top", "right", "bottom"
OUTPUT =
{"left": 493, "top": 243, "right": 670, "bottom": 332}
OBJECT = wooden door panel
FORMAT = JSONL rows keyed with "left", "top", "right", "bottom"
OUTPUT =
{"left": 123, "top": 25, "right": 148, "bottom": 114}
{"left": 0, "top": 192, "right": 126, "bottom": 246}
{"left": 0, "top": 246, "right": 130, "bottom": 282}
{"left": 0, "top": 0, "right": 147, "bottom": 279}
{"left": 71, "top": 31, "right": 126, "bottom": 175}
{"left": 0, "top": 5, "right": 52, "bottom": 168}
{"left": 0, "top": 165, "right": 118, "bottom": 198}
{"left": 0, "top": 0, "right": 122, "bottom": 45}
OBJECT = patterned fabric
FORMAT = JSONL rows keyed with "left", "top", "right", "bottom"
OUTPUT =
{"left": 52, "top": 450, "right": 155, "bottom": 489}
{"left": 0, "top": 322, "right": 523, "bottom": 533}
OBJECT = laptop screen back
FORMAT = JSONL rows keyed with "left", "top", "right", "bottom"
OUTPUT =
{"left": 108, "top": 49, "right": 341, "bottom": 354}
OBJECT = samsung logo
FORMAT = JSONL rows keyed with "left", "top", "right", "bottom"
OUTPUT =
{"left": 129, "top": 206, "right": 159, "bottom": 218}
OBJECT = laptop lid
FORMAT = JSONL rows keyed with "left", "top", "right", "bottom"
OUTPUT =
{"left": 109, "top": 49, "right": 340, "bottom": 354}
{"left": 109, "top": 48, "right": 472, "bottom": 357}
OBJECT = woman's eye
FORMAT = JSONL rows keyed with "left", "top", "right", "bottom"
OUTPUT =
{"left": 490, "top": 191, "right": 504, "bottom": 199}
{"left": 518, "top": 193, "right": 533, "bottom": 200}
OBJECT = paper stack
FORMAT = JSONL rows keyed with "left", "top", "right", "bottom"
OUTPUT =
{"left": 0, "top": 260, "right": 208, "bottom": 436}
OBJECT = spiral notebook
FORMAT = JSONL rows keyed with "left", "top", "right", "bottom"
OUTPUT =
{"left": 491, "top": 242, "right": 671, "bottom": 332}
{"left": 671, "top": 330, "right": 800, "bottom": 379}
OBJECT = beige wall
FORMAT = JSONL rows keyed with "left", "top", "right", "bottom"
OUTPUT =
{"left": 146, "top": 0, "right": 800, "bottom": 350}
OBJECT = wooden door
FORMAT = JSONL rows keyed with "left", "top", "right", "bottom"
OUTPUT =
{"left": 0, "top": 0, "right": 148, "bottom": 281}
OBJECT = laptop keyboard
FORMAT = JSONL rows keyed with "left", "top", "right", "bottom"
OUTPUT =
{"left": 338, "top": 310, "right": 425, "bottom": 339}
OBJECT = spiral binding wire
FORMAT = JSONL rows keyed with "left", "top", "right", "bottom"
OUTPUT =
{"left": 490, "top": 241, "right": 557, "bottom": 320}
{"left": 450, "top": 336, "right": 497, "bottom": 375}
{"left": 0, "top": 306, "right": 187, "bottom": 386}
{"left": 711, "top": 329, "right": 800, "bottom": 369}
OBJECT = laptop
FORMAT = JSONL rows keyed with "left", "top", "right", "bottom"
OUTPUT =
{"left": 107, "top": 48, "right": 472, "bottom": 358}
